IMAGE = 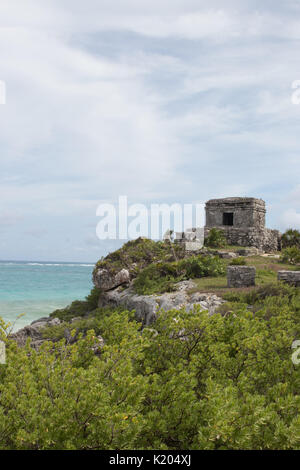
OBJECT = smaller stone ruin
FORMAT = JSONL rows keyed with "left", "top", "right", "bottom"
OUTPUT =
{"left": 227, "top": 265, "right": 256, "bottom": 288}
{"left": 278, "top": 271, "right": 300, "bottom": 287}
{"left": 163, "top": 228, "right": 204, "bottom": 251}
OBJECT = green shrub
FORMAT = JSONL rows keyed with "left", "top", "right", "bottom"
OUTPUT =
{"left": 280, "top": 246, "right": 300, "bottom": 265}
{"left": 223, "top": 282, "right": 297, "bottom": 304}
{"left": 133, "top": 262, "right": 183, "bottom": 295}
{"left": 183, "top": 255, "right": 225, "bottom": 278}
{"left": 229, "top": 257, "right": 247, "bottom": 266}
{"left": 93, "top": 237, "right": 185, "bottom": 277}
{"left": 44, "top": 307, "right": 122, "bottom": 342}
{"left": 3, "top": 292, "right": 300, "bottom": 449}
{"left": 204, "top": 228, "right": 227, "bottom": 248}
{"left": 134, "top": 255, "right": 225, "bottom": 295}
{"left": 85, "top": 287, "right": 101, "bottom": 309}
{"left": 281, "top": 229, "right": 300, "bottom": 249}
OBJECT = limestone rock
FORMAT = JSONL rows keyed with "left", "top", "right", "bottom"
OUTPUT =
{"left": 98, "top": 280, "right": 224, "bottom": 326}
{"left": 70, "top": 316, "right": 82, "bottom": 323}
{"left": 10, "top": 317, "right": 61, "bottom": 349}
{"left": 91, "top": 335, "right": 105, "bottom": 355}
{"left": 217, "top": 251, "right": 238, "bottom": 259}
{"left": 93, "top": 267, "right": 130, "bottom": 291}
{"left": 31, "top": 317, "right": 50, "bottom": 324}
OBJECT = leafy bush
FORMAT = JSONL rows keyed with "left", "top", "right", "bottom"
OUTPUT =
{"left": 223, "top": 282, "right": 297, "bottom": 304}
{"left": 0, "top": 311, "right": 149, "bottom": 450}
{"left": 43, "top": 307, "right": 122, "bottom": 342}
{"left": 94, "top": 237, "right": 185, "bottom": 277}
{"left": 133, "top": 255, "right": 225, "bottom": 295}
{"left": 281, "top": 229, "right": 300, "bottom": 249}
{"left": 204, "top": 228, "right": 227, "bottom": 248}
{"left": 3, "top": 291, "right": 300, "bottom": 449}
{"left": 183, "top": 255, "right": 225, "bottom": 278}
{"left": 229, "top": 257, "right": 247, "bottom": 266}
{"left": 280, "top": 246, "right": 300, "bottom": 265}
{"left": 85, "top": 287, "right": 102, "bottom": 309}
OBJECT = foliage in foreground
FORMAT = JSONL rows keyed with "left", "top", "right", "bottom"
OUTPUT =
{"left": 280, "top": 246, "right": 300, "bottom": 265}
{"left": 2, "top": 286, "right": 300, "bottom": 450}
{"left": 133, "top": 255, "right": 225, "bottom": 295}
{"left": 281, "top": 229, "right": 300, "bottom": 249}
{"left": 43, "top": 306, "right": 123, "bottom": 342}
{"left": 204, "top": 228, "right": 227, "bottom": 248}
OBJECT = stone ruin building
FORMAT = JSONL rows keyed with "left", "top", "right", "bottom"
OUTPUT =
{"left": 205, "top": 197, "right": 281, "bottom": 253}
{"left": 170, "top": 197, "right": 281, "bottom": 253}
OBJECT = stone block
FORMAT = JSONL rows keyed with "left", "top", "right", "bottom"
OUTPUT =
{"left": 227, "top": 266, "right": 256, "bottom": 288}
{"left": 278, "top": 271, "right": 300, "bottom": 287}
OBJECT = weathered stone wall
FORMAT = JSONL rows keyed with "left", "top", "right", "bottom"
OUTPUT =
{"left": 204, "top": 197, "right": 281, "bottom": 253}
{"left": 278, "top": 271, "right": 300, "bottom": 286}
{"left": 204, "top": 227, "right": 281, "bottom": 253}
{"left": 205, "top": 197, "right": 266, "bottom": 229}
{"left": 227, "top": 266, "right": 256, "bottom": 288}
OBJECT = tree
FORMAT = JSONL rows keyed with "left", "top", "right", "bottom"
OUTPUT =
{"left": 281, "top": 229, "right": 300, "bottom": 249}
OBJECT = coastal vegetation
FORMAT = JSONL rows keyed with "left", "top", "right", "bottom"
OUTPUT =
{"left": 1, "top": 286, "right": 300, "bottom": 449}
{"left": 281, "top": 229, "right": 300, "bottom": 249}
{"left": 133, "top": 255, "right": 225, "bottom": 295}
{"left": 204, "top": 228, "right": 227, "bottom": 248}
{"left": 1, "top": 228, "right": 300, "bottom": 450}
{"left": 93, "top": 237, "right": 185, "bottom": 277}
{"left": 280, "top": 246, "right": 300, "bottom": 265}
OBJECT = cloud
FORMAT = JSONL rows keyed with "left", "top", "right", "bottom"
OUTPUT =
{"left": 281, "top": 209, "right": 300, "bottom": 229}
{"left": 1, "top": 0, "right": 300, "bottom": 260}
{"left": 0, "top": 24, "right": 180, "bottom": 205}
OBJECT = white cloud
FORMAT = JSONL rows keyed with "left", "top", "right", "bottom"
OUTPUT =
{"left": 281, "top": 209, "right": 300, "bottom": 229}
{"left": 1, "top": 0, "right": 300, "bottom": 259}
{"left": 2, "top": 1, "right": 300, "bottom": 41}
{"left": 0, "top": 24, "right": 181, "bottom": 205}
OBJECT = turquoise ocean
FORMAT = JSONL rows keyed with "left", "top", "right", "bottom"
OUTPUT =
{"left": 0, "top": 261, "right": 94, "bottom": 331}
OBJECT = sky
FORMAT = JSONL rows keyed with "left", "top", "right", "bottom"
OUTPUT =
{"left": 0, "top": 0, "right": 300, "bottom": 262}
